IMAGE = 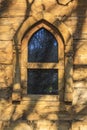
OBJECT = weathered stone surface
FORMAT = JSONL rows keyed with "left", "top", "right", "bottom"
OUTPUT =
{"left": 74, "top": 42, "right": 87, "bottom": 56}
{"left": 74, "top": 81, "right": 87, "bottom": 89}
{"left": 0, "top": 87, "right": 12, "bottom": 99}
{"left": 0, "top": 26, "right": 15, "bottom": 40}
{"left": 73, "top": 88, "right": 87, "bottom": 105}
{"left": 0, "top": 41, "right": 13, "bottom": 64}
{"left": 72, "top": 122, "right": 87, "bottom": 130}
{"left": 73, "top": 68, "right": 87, "bottom": 81}
{"left": 58, "top": 0, "right": 73, "bottom": 5}
{"left": 0, "top": 0, "right": 26, "bottom": 17}
{"left": 0, "top": 65, "right": 13, "bottom": 89}
{"left": 4, "top": 121, "right": 33, "bottom": 130}
{"left": 6, "top": 120, "right": 71, "bottom": 130}
{"left": 74, "top": 56, "right": 87, "bottom": 64}
{"left": 0, "top": 100, "right": 15, "bottom": 121}
{"left": 0, "top": 0, "right": 87, "bottom": 129}
{"left": 73, "top": 41, "right": 87, "bottom": 64}
{"left": 12, "top": 96, "right": 60, "bottom": 121}
{"left": 0, "top": 121, "right": 3, "bottom": 130}
{"left": 12, "top": 92, "right": 21, "bottom": 103}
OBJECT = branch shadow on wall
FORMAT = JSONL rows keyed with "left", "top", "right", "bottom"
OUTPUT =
{"left": 1, "top": 0, "right": 87, "bottom": 129}
{"left": 0, "top": 0, "right": 13, "bottom": 16}
{"left": 53, "top": 0, "right": 87, "bottom": 129}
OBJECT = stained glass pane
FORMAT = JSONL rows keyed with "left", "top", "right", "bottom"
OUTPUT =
{"left": 28, "top": 28, "right": 58, "bottom": 62}
{"left": 27, "top": 69, "right": 58, "bottom": 94}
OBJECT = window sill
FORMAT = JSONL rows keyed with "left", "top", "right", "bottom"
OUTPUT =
{"left": 22, "top": 94, "right": 59, "bottom": 102}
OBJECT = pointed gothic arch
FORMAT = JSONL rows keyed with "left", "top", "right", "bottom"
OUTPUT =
{"left": 12, "top": 19, "right": 73, "bottom": 103}
{"left": 21, "top": 20, "right": 64, "bottom": 99}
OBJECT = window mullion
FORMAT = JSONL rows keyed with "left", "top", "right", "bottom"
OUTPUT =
{"left": 27, "top": 63, "right": 64, "bottom": 69}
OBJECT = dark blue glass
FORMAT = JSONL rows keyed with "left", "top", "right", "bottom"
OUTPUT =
{"left": 28, "top": 28, "right": 58, "bottom": 62}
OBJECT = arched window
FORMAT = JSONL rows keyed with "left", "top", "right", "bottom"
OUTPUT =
{"left": 12, "top": 19, "right": 73, "bottom": 103}
{"left": 28, "top": 28, "right": 58, "bottom": 62}
{"left": 28, "top": 28, "right": 58, "bottom": 95}
{"left": 21, "top": 21, "right": 64, "bottom": 97}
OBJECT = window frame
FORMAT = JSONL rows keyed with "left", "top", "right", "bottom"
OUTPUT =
{"left": 21, "top": 23, "right": 64, "bottom": 98}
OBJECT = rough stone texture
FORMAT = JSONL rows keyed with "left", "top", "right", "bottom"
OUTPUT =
{"left": 5, "top": 122, "right": 33, "bottom": 130}
{"left": 0, "top": 0, "right": 87, "bottom": 129}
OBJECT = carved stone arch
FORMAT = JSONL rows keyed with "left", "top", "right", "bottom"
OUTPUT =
{"left": 21, "top": 20, "right": 64, "bottom": 99}
{"left": 21, "top": 20, "right": 64, "bottom": 64}
{"left": 15, "top": 17, "right": 72, "bottom": 47}
{"left": 13, "top": 17, "right": 73, "bottom": 103}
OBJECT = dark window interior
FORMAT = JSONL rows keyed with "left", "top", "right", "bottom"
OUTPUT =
{"left": 27, "top": 69, "right": 58, "bottom": 94}
{"left": 27, "top": 28, "right": 58, "bottom": 95}
{"left": 28, "top": 28, "right": 58, "bottom": 62}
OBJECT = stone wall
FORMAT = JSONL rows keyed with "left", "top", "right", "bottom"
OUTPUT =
{"left": 0, "top": 0, "right": 87, "bottom": 129}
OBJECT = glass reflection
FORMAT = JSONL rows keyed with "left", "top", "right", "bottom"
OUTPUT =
{"left": 28, "top": 28, "right": 58, "bottom": 62}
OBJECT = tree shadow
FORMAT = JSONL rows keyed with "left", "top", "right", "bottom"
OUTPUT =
{"left": 54, "top": 0, "right": 87, "bottom": 129}
{"left": 11, "top": 0, "right": 87, "bottom": 129}
{"left": 0, "top": 0, "right": 13, "bottom": 16}
{"left": 1, "top": 0, "right": 87, "bottom": 129}
{"left": 65, "top": 0, "right": 87, "bottom": 129}
{"left": 56, "top": 0, "right": 74, "bottom": 6}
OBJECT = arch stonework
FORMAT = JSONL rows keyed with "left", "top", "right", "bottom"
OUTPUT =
{"left": 16, "top": 16, "right": 72, "bottom": 46}
{"left": 12, "top": 14, "right": 73, "bottom": 102}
